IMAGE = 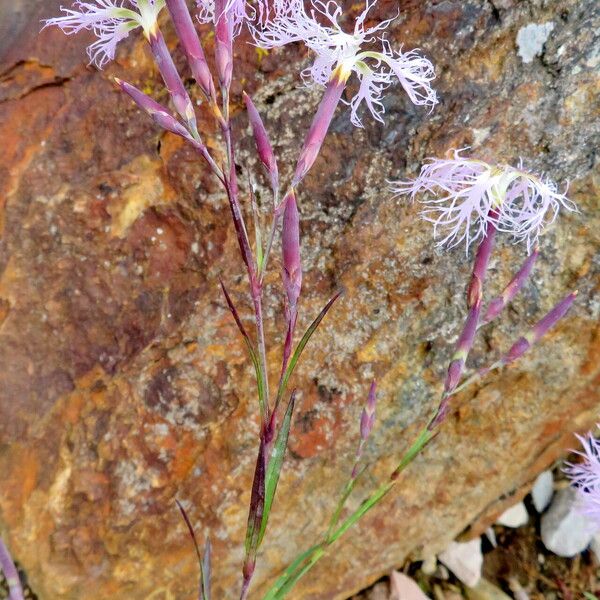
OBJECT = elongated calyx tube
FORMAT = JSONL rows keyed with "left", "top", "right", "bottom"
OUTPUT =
{"left": 165, "top": 0, "right": 216, "bottom": 101}
{"left": 214, "top": 0, "right": 234, "bottom": 90}
{"left": 145, "top": 24, "right": 198, "bottom": 130}
{"left": 244, "top": 92, "right": 279, "bottom": 191}
{"left": 282, "top": 190, "right": 302, "bottom": 311}
{"left": 444, "top": 223, "right": 497, "bottom": 396}
{"left": 502, "top": 291, "right": 578, "bottom": 364}
{"left": 115, "top": 78, "right": 194, "bottom": 141}
{"left": 483, "top": 247, "right": 539, "bottom": 324}
{"left": 293, "top": 65, "right": 349, "bottom": 185}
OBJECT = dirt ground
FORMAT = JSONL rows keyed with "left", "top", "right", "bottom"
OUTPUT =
{"left": 353, "top": 514, "right": 599, "bottom": 600}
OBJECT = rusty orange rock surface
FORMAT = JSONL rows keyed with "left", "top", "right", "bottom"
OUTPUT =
{"left": 0, "top": 1, "right": 599, "bottom": 599}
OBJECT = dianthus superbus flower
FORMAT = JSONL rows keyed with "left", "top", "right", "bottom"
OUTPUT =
{"left": 566, "top": 429, "right": 600, "bottom": 528}
{"left": 44, "top": 0, "right": 166, "bottom": 68}
{"left": 196, "top": 0, "right": 252, "bottom": 35}
{"left": 391, "top": 151, "right": 577, "bottom": 251}
{"left": 252, "top": 0, "right": 437, "bottom": 127}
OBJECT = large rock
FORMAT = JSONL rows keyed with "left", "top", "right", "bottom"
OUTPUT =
{"left": 0, "top": 1, "right": 598, "bottom": 599}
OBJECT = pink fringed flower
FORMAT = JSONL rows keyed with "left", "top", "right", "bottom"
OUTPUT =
{"left": 251, "top": 0, "right": 437, "bottom": 127}
{"left": 44, "top": 1, "right": 165, "bottom": 68}
{"left": 197, "top": 0, "right": 254, "bottom": 35}
{"left": 391, "top": 150, "right": 576, "bottom": 251}
{"left": 566, "top": 429, "right": 600, "bottom": 527}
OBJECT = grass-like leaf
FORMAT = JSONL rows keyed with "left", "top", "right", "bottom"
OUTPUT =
{"left": 176, "top": 501, "right": 210, "bottom": 600}
{"left": 244, "top": 438, "right": 267, "bottom": 561}
{"left": 275, "top": 291, "right": 342, "bottom": 411}
{"left": 220, "top": 280, "right": 266, "bottom": 420}
{"left": 258, "top": 390, "right": 297, "bottom": 546}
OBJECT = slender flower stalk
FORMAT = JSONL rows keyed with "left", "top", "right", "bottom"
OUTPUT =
{"left": 165, "top": 0, "right": 216, "bottom": 101}
{"left": 565, "top": 429, "right": 600, "bottom": 527}
{"left": 392, "top": 151, "right": 577, "bottom": 252}
{"left": 0, "top": 537, "right": 24, "bottom": 600}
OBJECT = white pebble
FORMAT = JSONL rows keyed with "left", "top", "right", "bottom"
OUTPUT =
{"left": 438, "top": 538, "right": 483, "bottom": 588}
{"left": 497, "top": 502, "right": 529, "bottom": 528}
{"left": 541, "top": 487, "right": 595, "bottom": 557}
{"left": 532, "top": 470, "right": 554, "bottom": 513}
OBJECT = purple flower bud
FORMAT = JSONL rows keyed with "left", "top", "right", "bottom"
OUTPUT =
{"left": 444, "top": 358, "right": 464, "bottom": 395}
{"left": 467, "top": 215, "right": 497, "bottom": 308}
{"left": 503, "top": 336, "right": 530, "bottom": 364}
{"left": 293, "top": 66, "right": 349, "bottom": 186}
{"left": 359, "top": 381, "right": 377, "bottom": 441}
{"left": 282, "top": 190, "right": 302, "bottom": 311}
{"left": 360, "top": 408, "right": 372, "bottom": 441}
{"left": 115, "top": 78, "right": 193, "bottom": 141}
{"left": 483, "top": 247, "right": 539, "bottom": 324}
{"left": 165, "top": 0, "right": 216, "bottom": 100}
{"left": 243, "top": 92, "right": 278, "bottom": 191}
{"left": 214, "top": 0, "right": 234, "bottom": 89}
{"left": 146, "top": 26, "right": 197, "bottom": 129}
{"left": 528, "top": 291, "right": 577, "bottom": 344}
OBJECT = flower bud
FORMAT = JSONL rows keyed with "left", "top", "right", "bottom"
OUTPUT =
{"left": 165, "top": 0, "right": 216, "bottom": 100}
{"left": 115, "top": 78, "right": 193, "bottom": 141}
{"left": 282, "top": 190, "right": 302, "bottom": 310}
{"left": 146, "top": 26, "right": 197, "bottom": 130}
{"left": 243, "top": 92, "right": 278, "bottom": 191}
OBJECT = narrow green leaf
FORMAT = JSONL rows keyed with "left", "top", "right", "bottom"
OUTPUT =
{"left": 271, "top": 547, "right": 325, "bottom": 599}
{"left": 220, "top": 280, "right": 266, "bottom": 419}
{"left": 176, "top": 500, "right": 205, "bottom": 600}
{"left": 244, "top": 438, "right": 267, "bottom": 557}
{"left": 257, "top": 391, "right": 297, "bottom": 546}
{"left": 275, "top": 291, "right": 342, "bottom": 409}
{"left": 261, "top": 545, "right": 321, "bottom": 600}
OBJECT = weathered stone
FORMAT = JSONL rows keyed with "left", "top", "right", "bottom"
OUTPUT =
{"left": 541, "top": 487, "right": 596, "bottom": 557}
{"left": 439, "top": 539, "right": 483, "bottom": 588}
{"left": 0, "top": 1, "right": 598, "bottom": 599}
{"left": 531, "top": 470, "right": 554, "bottom": 513}
{"left": 496, "top": 502, "right": 528, "bottom": 528}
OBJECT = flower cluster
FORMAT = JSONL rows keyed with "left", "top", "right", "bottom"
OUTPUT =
{"left": 252, "top": 0, "right": 438, "bottom": 126}
{"left": 566, "top": 429, "right": 600, "bottom": 528}
{"left": 391, "top": 150, "right": 576, "bottom": 252}
{"left": 44, "top": 0, "right": 166, "bottom": 68}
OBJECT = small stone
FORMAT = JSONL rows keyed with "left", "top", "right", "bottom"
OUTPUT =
{"left": 390, "top": 571, "right": 431, "bottom": 600}
{"left": 532, "top": 470, "right": 554, "bottom": 513}
{"left": 466, "top": 578, "right": 512, "bottom": 600}
{"left": 484, "top": 527, "right": 497, "bottom": 548}
{"left": 541, "top": 487, "right": 595, "bottom": 557}
{"left": 516, "top": 22, "right": 555, "bottom": 64}
{"left": 421, "top": 555, "right": 437, "bottom": 575}
{"left": 438, "top": 538, "right": 483, "bottom": 588}
{"left": 496, "top": 502, "right": 528, "bottom": 528}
